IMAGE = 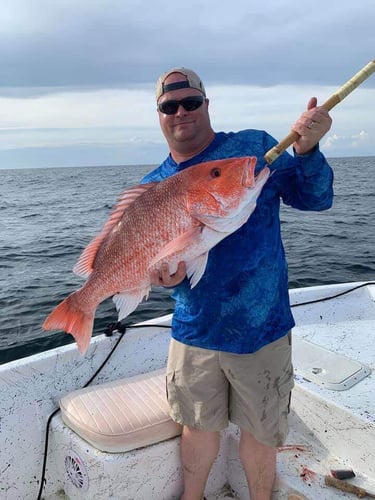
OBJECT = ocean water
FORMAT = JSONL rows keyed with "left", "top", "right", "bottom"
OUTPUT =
{"left": 1, "top": 157, "right": 374, "bottom": 364}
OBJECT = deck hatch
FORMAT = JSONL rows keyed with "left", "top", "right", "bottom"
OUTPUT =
{"left": 292, "top": 335, "right": 371, "bottom": 390}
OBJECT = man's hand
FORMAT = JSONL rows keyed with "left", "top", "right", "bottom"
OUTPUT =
{"left": 150, "top": 262, "right": 187, "bottom": 287}
{"left": 292, "top": 97, "right": 332, "bottom": 155}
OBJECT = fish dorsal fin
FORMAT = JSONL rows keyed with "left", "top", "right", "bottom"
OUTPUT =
{"left": 73, "top": 182, "right": 157, "bottom": 277}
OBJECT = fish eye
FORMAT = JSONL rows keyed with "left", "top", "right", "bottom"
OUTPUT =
{"left": 210, "top": 168, "right": 221, "bottom": 178}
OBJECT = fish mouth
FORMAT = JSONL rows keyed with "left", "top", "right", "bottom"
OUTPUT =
{"left": 242, "top": 158, "right": 256, "bottom": 187}
{"left": 242, "top": 161, "right": 270, "bottom": 188}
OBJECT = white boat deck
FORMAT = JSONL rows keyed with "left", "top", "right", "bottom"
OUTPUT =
{"left": 0, "top": 282, "right": 374, "bottom": 499}
{"left": 290, "top": 282, "right": 374, "bottom": 424}
{"left": 282, "top": 282, "right": 375, "bottom": 499}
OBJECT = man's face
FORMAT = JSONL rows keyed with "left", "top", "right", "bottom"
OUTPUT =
{"left": 157, "top": 73, "right": 212, "bottom": 151}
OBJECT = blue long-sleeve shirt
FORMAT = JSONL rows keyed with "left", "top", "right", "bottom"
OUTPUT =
{"left": 141, "top": 130, "right": 334, "bottom": 353}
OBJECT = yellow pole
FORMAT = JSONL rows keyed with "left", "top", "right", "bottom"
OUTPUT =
{"left": 264, "top": 60, "right": 375, "bottom": 165}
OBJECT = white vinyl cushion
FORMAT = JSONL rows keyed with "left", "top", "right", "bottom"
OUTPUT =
{"left": 59, "top": 368, "right": 182, "bottom": 453}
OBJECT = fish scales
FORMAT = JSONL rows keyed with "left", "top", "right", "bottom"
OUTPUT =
{"left": 43, "top": 156, "right": 270, "bottom": 353}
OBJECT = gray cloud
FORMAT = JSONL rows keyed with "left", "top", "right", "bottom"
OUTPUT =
{"left": 1, "top": 0, "right": 374, "bottom": 94}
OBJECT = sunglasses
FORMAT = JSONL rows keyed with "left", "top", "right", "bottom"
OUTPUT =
{"left": 157, "top": 95, "right": 205, "bottom": 115}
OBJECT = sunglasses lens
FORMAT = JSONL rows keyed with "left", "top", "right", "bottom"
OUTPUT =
{"left": 182, "top": 97, "right": 204, "bottom": 111}
{"left": 158, "top": 96, "right": 205, "bottom": 115}
{"left": 158, "top": 101, "right": 179, "bottom": 115}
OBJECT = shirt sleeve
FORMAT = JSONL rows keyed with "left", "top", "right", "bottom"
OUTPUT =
{"left": 140, "top": 167, "right": 163, "bottom": 184}
{"left": 270, "top": 140, "right": 334, "bottom": 212}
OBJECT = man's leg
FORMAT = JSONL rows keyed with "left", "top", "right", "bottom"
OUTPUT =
{"left": 180, "top": 425, "right": 220, "bottom": 500}
{"left": 239, "top": 429, "right": 276, "bottom": 500}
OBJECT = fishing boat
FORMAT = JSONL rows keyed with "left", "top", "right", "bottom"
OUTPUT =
{"left": 1, "top": 281, "right": 374, "bottom": 500}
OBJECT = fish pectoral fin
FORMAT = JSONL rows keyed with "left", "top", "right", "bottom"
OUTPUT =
{"left": 73, "top": 182, "right": 158, "bottom": 278}
{"left": 113, "top": 287, "right": 150, "bottom": 321}
{"left": 149, "top": 225, "right": 203, "bottom": 268}
{"left": 186, "top": 253, "right": 209, "bottom": 288}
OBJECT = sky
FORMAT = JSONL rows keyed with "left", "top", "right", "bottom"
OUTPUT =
{"left": 0, "top": 0, "right": 374, "bottom": 169}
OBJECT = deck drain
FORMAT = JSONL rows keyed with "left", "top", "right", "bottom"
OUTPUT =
{"left": 64, "top": 450, "right": 89, "bottom": 491}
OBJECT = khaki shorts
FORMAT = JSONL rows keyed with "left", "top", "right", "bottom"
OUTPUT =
{"left": 166, "top": 333, "right": 294, "bottom": 448}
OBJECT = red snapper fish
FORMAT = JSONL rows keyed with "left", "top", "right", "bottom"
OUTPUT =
{"left": 43, "top": 157, "right": 270, "bottom": 353}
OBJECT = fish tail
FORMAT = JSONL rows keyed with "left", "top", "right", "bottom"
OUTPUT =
{"left": 43, "top": 292, "right": 94, "bottom": 354}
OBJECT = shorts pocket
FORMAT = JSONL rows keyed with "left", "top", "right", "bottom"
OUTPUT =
{"left": 166, "top": 368, "right": 195, "bottom": 424}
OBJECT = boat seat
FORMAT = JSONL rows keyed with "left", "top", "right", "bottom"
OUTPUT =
{"left": 59, "top": 368, "right": 182, "bottom": 453}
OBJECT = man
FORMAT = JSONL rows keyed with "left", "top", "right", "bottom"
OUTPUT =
{"left": 142, "top": 68, "right": 333, "bottom": 500}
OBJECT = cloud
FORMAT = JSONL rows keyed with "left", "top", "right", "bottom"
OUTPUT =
{"left": 0, "top": 0, "right": 374, "bottom": 91}
{"left": 0, "top": 88, "right": 156, "bottom": 129}
{"left": 323, "top": 130, "right": 371, "bottom": 154}
{"left": 1, "top": 80, "right": 373, "bottom": 168}
{"left": 0, "top": 0, "right": 374, "bottom": 167}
